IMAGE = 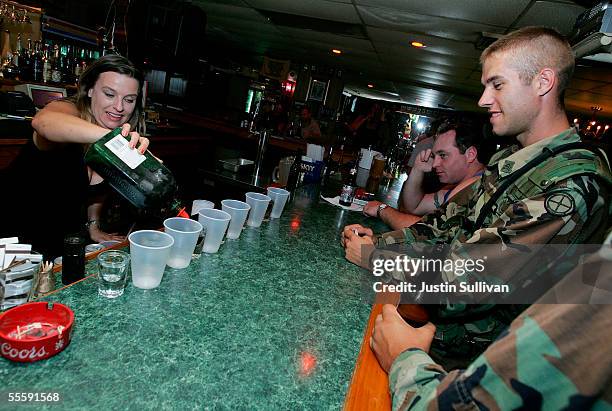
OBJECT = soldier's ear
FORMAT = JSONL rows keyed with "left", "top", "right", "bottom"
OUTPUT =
{"left": 535, "top": 68, "right": 555, "bottom": 97}
{"left": 465, "top": 146, "right": 478, "bottom": 163}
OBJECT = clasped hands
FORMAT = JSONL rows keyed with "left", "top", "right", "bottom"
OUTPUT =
{"left": 341, "top": 224, "right": 376, "bottom": 268}
{"left": 341, "top": 224, "right": 436, "bottom": 372}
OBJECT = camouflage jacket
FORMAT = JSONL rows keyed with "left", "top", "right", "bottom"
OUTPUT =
{"left": 388, "top": 232, "right": 612, "bottom": 410}
{"left": 374, "top": 128, "right": 612, "bottom": 365}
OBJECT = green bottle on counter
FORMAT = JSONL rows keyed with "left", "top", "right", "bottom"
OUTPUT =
{"left": 85, "top": 127, "right": 188, "bottom": 217}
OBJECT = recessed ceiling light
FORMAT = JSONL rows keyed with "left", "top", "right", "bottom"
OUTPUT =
{"left": 411, "top": 41, "right": 426, "bottom": 48}
{"left": 367, "top": 84, "right": 374, "bottom": 88}
{"left": 332, "top": 49, "right": 342, "bottom": 54}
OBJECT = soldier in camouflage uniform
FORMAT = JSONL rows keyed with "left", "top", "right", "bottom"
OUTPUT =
{"left": 372, "top": 230, "right": 612, "bottom": 410}
{"left": 342, "top": 26, "right": 612, "bottom": 368}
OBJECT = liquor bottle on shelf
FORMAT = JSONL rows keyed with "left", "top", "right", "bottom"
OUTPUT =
{"left": 73, "top": 47, "right": 82, "bottom": 80}
{"left": 13, "top": 33, "right": 22, "bottom": 69}
{"left": 31, "top": 41, "right": 43, "bottom": 82}
{"left": 84, "top": 127, "right": 188, "bottom": 218}
{"left": 50, "top": 44, "right": 62, "bottom": 83}
{"left": 42, "top": 44, "right": 51, "bottom": 83}
{"left": 1, "top": 30, "right": 18, "bottom": 80}
{"left": 19, "top": 37, "right": 32, "bottom": 81}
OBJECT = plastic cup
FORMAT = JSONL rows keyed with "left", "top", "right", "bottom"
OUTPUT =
{"left": 128, "top": 230, "right": 174, "bottom": 289}
{"left": 163, "top": 217, "right": 203, "bottom": 269}
{"left": 221, "top": 199, "right": 251, "bottom": 240}
{"left": 97, "top": 250, "right": 130, "bottom": 298}
{"left": 245, "top": 192, "right": 271, "bottom": 227}
{"left": 267, "top": 187, "right": 290, "bottom": 219}
{"left": 197, "top": 208, "right": 231, "bottom": 253}
{"left": 191, "top": 199, "right": 214, "bottom": 217}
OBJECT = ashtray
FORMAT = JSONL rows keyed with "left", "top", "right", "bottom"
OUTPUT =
{"left": 0, "top": 302, "right": 74, "bottom": 362}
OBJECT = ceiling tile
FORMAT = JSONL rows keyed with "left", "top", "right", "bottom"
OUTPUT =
{"left": 367, "top": 27, "right": 482, "bottom": 59}
{"left": 195, "top": 2, "right": 268, "bottom": 21}
{"left": 246, "top": 0, "right": 361, "bottom": 23}
{"left": 513, "top": 1, "right": 585, "bottom": 36}
{"left": 378, "top": 48, "right": 479, "bottom": 70}
{"left": 358, "top": 5, "right": 505, "bottom": 42}
{"left": 194, "top": 0, "right": 251, "bottom": 6}
{"left": 355, "top": 0, "right": 531, "bottom": 26}
{"left": 277, "top": 27, "right": 376, "bottom": 52}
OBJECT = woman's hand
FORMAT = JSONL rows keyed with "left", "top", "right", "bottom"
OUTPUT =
{"left": 121, "top": 124, "right": 149, "bottom": 154}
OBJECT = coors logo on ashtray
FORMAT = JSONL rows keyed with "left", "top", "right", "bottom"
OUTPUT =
{"left": 1, "top": 342, "right": 48, "bottom": 360}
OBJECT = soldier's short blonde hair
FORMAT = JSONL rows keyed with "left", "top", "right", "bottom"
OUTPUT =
{"left": 481, "top": 27, "right": 574, "bottom": 100}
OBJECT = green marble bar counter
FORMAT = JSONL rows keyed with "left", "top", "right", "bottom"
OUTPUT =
{"left": 0, "top": 185, "right": 389, "bottom": 410}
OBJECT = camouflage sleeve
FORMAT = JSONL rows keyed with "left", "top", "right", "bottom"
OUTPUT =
{"left": 372, "top": 176, "right": 607, "bottom": 310}
{"left": 389, "top": 305, "right": 612, "bottom": 410}
{"left": 389, "top": 235, "right": 612, "bottom": 410}
{"left": 467, "top": 175, "right": 605, "bottom": 246}
{"left": 437, "top": 175, "right": 607, "bottom": 304}
{"left": 395, "top": 177, "right": 482, "bottom": 246}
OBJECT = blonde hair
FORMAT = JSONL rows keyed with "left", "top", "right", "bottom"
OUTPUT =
{"left": 481, "top": 27, "right": 574, "bottom": 104}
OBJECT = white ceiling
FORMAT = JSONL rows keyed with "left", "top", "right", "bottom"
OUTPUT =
{"left": 194, "top": 0, "right": 612, "bottom": 118}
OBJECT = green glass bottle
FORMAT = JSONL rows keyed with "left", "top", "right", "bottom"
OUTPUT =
{"left": 85, "top": 128, "right": 187, "bottom": 217}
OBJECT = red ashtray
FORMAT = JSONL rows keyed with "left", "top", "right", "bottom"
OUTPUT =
{"left": 0, "top": 302, "right": 74, "bottom": 362}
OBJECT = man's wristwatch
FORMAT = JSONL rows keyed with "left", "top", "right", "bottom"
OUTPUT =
{"left": 376, "top": 203, "right": 389, "bottom": 218}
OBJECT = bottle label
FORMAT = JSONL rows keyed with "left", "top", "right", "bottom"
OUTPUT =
{"left": 104, "top": 135, "right": 146, "bottom": 169}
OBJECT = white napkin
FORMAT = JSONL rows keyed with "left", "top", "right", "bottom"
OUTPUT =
{"left": 320, "top": 195, "right": 364, "bottom": 212}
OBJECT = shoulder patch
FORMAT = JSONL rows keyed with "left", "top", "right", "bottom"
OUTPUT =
{"left": 544, "top": 193, "right": 575, "bottom": 216}
{"left": 501, "top": 160, "right": 515, "bottom": 174}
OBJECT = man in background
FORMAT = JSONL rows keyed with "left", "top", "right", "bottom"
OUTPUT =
{"left": 363, "top": 121, "right": 493, "bottom": 229}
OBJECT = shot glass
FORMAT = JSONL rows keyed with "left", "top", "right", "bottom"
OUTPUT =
{"left": 163, "top": 217, "right": 203, "bottom": 269}
{"left": 97, "top": 250, "right": 130, "bottom": 298}
{"left": 128, "top": 230, "right": 174, "bottom": 290}
{"left": 221, "top": 199, "right": 251, "bottom": 240}
{"left": 197, "top": 208, "right": 231, "bottom": 253}
{"left": 245, "top": 192, "right": 271, "bottom": 227}
{"left": 266, "top": 187, "right": 290, "bottom": 219}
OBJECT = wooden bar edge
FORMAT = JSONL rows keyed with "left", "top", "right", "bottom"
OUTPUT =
{"left": 344, "top": 304, "right": 391, "bottom": 411}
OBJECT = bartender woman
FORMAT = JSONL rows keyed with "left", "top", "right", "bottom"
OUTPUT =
{"left": 2, "top": 54, "right": 149, "bottom": 258}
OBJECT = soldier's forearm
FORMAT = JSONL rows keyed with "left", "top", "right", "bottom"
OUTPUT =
{"left": 401, "top": 169, "right": 426, "bottom": 212}
{"left": 389, "top": 349, "right": 446, "bottom": 411}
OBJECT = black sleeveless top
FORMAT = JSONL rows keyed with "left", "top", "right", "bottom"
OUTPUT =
{"left": 0, "top": 139, "right": 90, "bottom": 258}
